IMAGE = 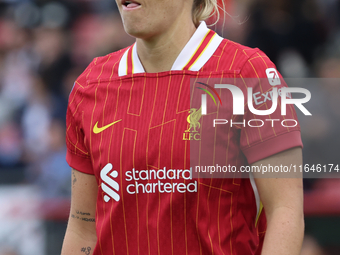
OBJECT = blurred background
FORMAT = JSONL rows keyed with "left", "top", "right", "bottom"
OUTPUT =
{"left": 0, "top": 0, "right": 339, "bottom": 254}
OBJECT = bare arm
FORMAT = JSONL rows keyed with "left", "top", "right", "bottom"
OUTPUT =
{"left": 253, "top": 147, "right": 305, "bottom": 255}
{"left": 61, "top": 169, "right": 98, "bottom": 255}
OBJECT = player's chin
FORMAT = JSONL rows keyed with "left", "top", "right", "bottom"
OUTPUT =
{"left": 123, "top": 23, "right": 153, "bottom": 39}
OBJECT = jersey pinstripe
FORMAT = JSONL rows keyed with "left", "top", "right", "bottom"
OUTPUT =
{"left": 66, "top": 22, "right": 302, "bottom": 255}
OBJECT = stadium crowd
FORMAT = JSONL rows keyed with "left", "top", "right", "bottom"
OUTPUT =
{"left": 0, "top": 0, "right": 339, "bottom": 254}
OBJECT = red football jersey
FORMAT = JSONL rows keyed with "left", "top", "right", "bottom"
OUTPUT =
{"left": 66, "top": 22, "right": 302, "bottom": 255}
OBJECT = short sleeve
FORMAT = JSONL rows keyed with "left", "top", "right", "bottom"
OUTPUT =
{"left": 239, "top": 50, "right": 303, "bottom": 164}
{"left": 65, "top": 65, "right": 94, "bottom": 174}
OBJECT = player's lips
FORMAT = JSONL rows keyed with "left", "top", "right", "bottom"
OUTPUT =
{"left": 121, "top": 0, "right": 142, "bottom": 10}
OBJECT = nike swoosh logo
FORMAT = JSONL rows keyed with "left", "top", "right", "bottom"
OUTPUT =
{"left": 93, "top": 119, "right": 122, "bottom": 134}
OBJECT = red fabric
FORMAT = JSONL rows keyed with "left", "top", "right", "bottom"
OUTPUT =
{"left": 243, "top": 131, "right": 302, "bottom": 164}
{"left": 66, "top": 34, "right": 302, "bottom": 255}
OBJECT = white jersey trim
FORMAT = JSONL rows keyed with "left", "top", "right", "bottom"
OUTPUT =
{"left": 118, "top": 48, "right": 129, "bottom": 77}
{"left": 118, "top": 21, "right": 223, "bottom": 76}
{"left": 132, "top": 43, "right": 145, "bottom": 74}
{"left": 188, "top": 32, "right": 223, "bottom": 71}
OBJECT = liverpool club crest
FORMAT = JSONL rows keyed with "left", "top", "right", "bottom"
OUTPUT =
{"left": 183, "top": 107, "right": 201, "bottom": 141}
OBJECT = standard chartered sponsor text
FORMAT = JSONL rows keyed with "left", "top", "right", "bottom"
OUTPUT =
{"left": 125, "top": 167, "right": 197, "bottom": 194}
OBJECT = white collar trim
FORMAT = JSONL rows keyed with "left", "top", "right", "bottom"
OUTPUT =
{"left": 118, "top": 21, "right": 223, "bottom": 76}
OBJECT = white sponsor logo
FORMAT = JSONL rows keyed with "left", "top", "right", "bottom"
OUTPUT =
{"left": 100, "top": 163, "right": 120, "bottom": 202}
{"left": 100, "top": 165, "right": 197, "bottom": 201}
{"left": 266, "top": 68, "right": 281, "bottom": 86}
{"left": 125, "top": 167, "right": 197, "bottom": 194}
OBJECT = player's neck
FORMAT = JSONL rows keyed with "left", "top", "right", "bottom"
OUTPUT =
{"left": 136, "top": 20, "right": 196, "bottom": 73}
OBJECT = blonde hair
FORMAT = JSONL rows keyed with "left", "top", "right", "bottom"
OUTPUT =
{"left": 192, "top": 0, "right": 220, "bottom": 26}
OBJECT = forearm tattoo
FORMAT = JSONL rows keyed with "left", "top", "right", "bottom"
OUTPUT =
{"left": 72, "top": 170, "right": 77, "bottom": 186}
{"left": 81, "top": 247, "right": 91, "bottom": 255}
{"left": 71, "top": 210, "right": 95, "bottom": 222}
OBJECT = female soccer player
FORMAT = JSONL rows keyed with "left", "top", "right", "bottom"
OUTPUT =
{"left": 62, "top": 0, "right": 304, "bottom": 254}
